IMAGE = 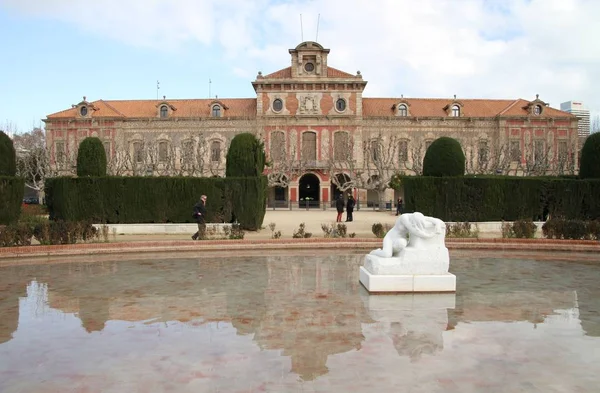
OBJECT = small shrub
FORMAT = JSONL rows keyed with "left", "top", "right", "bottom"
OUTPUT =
{"left": 223, "top": 223, "right": 245, "bottom": 239}
{"left": 321, "top": 223, "right": 348, "bottom": 238}
{"left": 0, "top": 223, "right": 33, "bottom": 247}
{"left": 349, "top": 232, "right": 356, "bottom": 238}
{"left": 502, "top": 220, "right": 537, "bottom": 239}
{"left": 292, "top": 223, "right": 312, "bottom": 239}
{"left": 512, "top": 220, "right": 537, "bottom": 238}
{"left": 268, "top": 222, "right": 282, "bottom": 239}
{"left": 501, "top": 221, "right": 514, "bottom": 238}
{"left": 372, "top": 223, "right": 392, "bottom": 238}
{"left": 446, "top": 222, "right": 479, "bottom": 238}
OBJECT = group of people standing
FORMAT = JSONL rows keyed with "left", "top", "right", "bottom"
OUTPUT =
{"left": 336, "top": 194, "right": 355, "bottom": 222}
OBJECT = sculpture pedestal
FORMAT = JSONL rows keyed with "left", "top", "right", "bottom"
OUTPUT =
{"left": 359, "top": 248, "right": 456, "bottom": 293}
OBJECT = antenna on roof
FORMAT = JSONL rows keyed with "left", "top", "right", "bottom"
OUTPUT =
{"left": 316, "top": 14, "right": 320, "bottom": 42}
{"left": 156, "top": 80, "right": 160, "bottom": 100}
{"left": 300, "top": 14, "right": 304, "bottom": 41}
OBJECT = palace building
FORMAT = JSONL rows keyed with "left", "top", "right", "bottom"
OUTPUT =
{"left": 45, "top": 41, "right": 579, "bottom": 207}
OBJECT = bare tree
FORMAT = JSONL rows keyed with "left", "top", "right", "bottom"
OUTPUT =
{"left": 329, "top": 130, "right": 402, "bottom": 211}
{"left": 592, "top": 115, "right": 600, "bottom": 134}
{"left": 13, "top": 128, "right": 53, "bottom": 200}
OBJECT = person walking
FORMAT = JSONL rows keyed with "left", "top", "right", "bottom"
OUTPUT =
{"left": 396, "top": 197, "right": 404, "bottom": 216}
{"left": 346, "top": 195, "right": 355, "bottom": 222}
{"left": 191, "top": 194, "right": 208, "bottom": 240}
{"left": 335, "top": 194, "right": 345, "bottom": 223}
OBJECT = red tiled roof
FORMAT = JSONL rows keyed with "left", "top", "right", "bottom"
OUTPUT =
{"left": 362, "top": 98, "right": 574, "bottom": 118}
{"left": 263, "top": 67, "right": 292, "bottom": 79}
{"left": 262, "top": 66, "right": 356, "bottom": 79}
{"left": 47, "top": 98, "right": 257, "bottom": 119}
{"left": 327, "top": 67, "right": 356, "bottom": 78}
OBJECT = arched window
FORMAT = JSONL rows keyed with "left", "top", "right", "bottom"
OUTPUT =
{"left": 132, "top": 141, "right": 144, "bottom": 163}
{"left": 333, "top": 132, "right": 350, "bottom": 161}
{"left": 302, "top": 131, "right": 317, "bottom": 161}
{"left": 158, "top": 141, "right": 168, "bottom": 162}
{"left": 210, "top": 141, "right": 221, "bottom": 162}
{"left": 398, "top": 140, "right": 408, "bottom": 162}
{"left": 451, "top": 105, "right": 460, "bottom": 117}
{"left": 80, "top": 106, "right": 88, "bottom": 117}
{"left": 398, "top": 104, "right": 408, "bottom": 117}
{"left": 335, "top": 98, "right": 346, "bottom": 112}
{"left": 369, "top": 139, "right": 379, "bottom": 162}
{"left": 478, "top": 140, "right": 489, "bottom": 165}
{"left": 212, "top": 105, "right": 221, "bottom": 117}
{"left": 534, "top": 105, "right": 542, "bottom": 115}
{"left": 270, "top": 131, "right": 285, "bottom": 161}
{"left": 160, "top": 106, "right": 168, "bottom": 118}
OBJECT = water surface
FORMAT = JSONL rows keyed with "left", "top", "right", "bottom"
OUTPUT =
{"left": 1, "top": 250, "right": 599, "bottom": 392}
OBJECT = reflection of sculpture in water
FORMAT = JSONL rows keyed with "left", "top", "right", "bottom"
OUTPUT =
{"left": 389, "top": 323, "right": 444, "bottom": 362}
{"left": 370, "top": 212, "right": 446, "bottom": 258}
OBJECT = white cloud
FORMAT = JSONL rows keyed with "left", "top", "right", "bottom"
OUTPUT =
{"left": 3, "top": 0, "right": 599, "bottom": 115}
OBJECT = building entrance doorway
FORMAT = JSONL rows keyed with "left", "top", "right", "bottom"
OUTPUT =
{"left": 299, "top": 173, "right": 320, "bottom": 208}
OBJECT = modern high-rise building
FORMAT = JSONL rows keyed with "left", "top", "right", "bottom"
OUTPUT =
{"left": 561, "top": 101, "right": 590, "bottom": 137}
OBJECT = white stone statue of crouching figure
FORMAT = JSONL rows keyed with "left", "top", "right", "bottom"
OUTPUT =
{"left": 370, "top": 212, "right": 446, "bottom": 258}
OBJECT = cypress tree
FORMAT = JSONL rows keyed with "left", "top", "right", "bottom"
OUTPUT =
{"left": 0, "top": 131, "right": 17, "bottom": 176}
{"left": 579, "top": 132, "right": 600, "bottom": 179}
{"left": 76, "top": 137, "right": 107, "bottom": 177}
{"left": 225, "top": 133, "right": 266, "bottom": 177}
{"left": 423, "top": 136, "right": 465, "bottom": 177}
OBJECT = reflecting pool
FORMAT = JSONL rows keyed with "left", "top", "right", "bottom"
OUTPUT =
{"left": 1, "top": 250, "right": 600, "bottom": 392}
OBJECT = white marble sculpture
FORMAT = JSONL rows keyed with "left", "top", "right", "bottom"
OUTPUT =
{"left": 360, "top": 212, "right": 456, "bottom": 293}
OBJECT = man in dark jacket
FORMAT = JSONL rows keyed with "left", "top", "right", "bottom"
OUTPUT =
{"left": 335, "top": 194, "right": 345, "bottom": 222}
{"left": 192, "top": 195, "right": 207, "bottom": 240}
{"left": 346, "top": 195, "right": 355, "bottom": 222}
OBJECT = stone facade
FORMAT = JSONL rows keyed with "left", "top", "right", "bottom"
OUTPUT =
{"left": 44, "top": 41, "right": 579, "bottom": 206}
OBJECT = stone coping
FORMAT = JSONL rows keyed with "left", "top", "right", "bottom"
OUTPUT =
{"left": 0, "top": 237, "right": 598, "bottom": 261}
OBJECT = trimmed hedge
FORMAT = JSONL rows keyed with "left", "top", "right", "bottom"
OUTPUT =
{"left": 45, "top": 176, "right": 267, "bottom": 230}
{"left": 579, "top": 132, "right": 600, "bottom": 179}
{"left": 226, "top": 133, "right": 266, "bottom": 177}
{"left": 0, "top": 131, "right": 17, "bottom": 177}
{"left": 423, "top": 137, "right": 465, "bottom": 177}
{"left": 402, "top": 176, "right": 600, "bottom": 221}
{"left": 77, "top": 137, "right": 107, "bottom": 177}
{"left": 0, "top": 177, "right": 24, "bottom": 225}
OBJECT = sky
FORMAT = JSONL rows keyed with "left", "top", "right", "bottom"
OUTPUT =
{"left": 1, "top": 0, "right": 599, "bottom": 134}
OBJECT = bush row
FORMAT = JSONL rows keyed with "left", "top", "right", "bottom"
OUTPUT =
{"left": 45, "top": 176, "right": 267, "bottom": 230}
{"left": 542, "top": 219, "right": 600, "bottom": 240}
{"left": 0, "top": 220, "right": 98, "bottom": 247}
{"left": 402, "top": 176, "right": 600, "bottom": 221}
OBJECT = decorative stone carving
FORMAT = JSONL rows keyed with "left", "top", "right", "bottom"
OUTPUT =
{"left": 359, "top": 212, "right": 456, "bottom": 293}
{"left": 298, "top": 94, "right": 320, "bottom": 115}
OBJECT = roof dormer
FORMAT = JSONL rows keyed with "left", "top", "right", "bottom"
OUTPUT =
{"left": 209, "top": 99, "right": 228, "bottom": 118}
{"left": 524, "top": 94, "right": 548, "bottom": 116}
{"left": 156, "top": 97, "right": 177, "bottom": 118}
{"left": 392, "top": 98, "right": 411, "bottom": 117}
{"left": 72, "top": 96, "right": 97, "bottom": 118}
{"left": 444, "top": 97, "right": 464, "bottom": 117}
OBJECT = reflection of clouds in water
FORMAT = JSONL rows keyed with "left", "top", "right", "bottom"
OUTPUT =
{"left": 1, "top": 254, "right": 600, "bottom": 391}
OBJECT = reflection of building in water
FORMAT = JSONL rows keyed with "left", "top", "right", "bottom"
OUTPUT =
{"left": 253, "top": 255, "right": 371, "bottom": 381}
{"left": 448, "top": 290, "right": 580, "bottom": 329}
{"left": 0, "top": 267, "right": 32, "bottom": 344}
{"left": 362, "top": 293, "right": 455, "bottom": 362}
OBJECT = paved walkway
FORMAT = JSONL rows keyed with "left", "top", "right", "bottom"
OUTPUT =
{"left": 113, "top": 209, "right": 402, "bottom": 242}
